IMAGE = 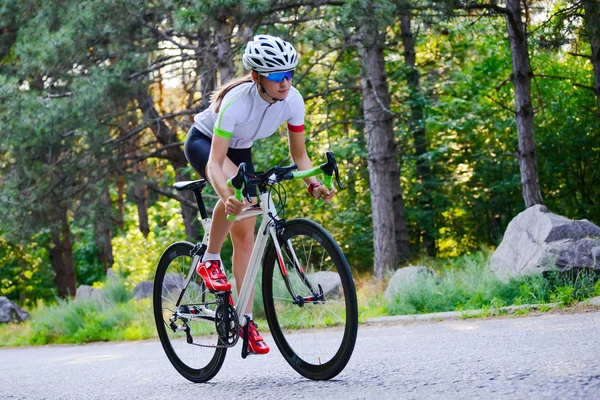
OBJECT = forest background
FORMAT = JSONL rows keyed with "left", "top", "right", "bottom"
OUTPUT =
{"left": 1, "top": 0, "right": 599, "bottom": 308}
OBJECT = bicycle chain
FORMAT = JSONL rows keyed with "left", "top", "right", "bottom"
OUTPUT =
{"left": 178, "top": 293, "right": 240, "bottom": 349}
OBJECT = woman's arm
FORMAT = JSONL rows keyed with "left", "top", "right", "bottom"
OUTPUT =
{"left": 207, "top": 135, "right": 245, "bottom": 215}
{"left": 288, "top": 129, "right": 336, "bottom": 203}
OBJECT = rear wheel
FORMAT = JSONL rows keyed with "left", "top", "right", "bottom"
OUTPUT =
{"left": 262, "top": 219, "right": 358, "bottom": 380}
{"left": 153, "top": 241, "right": 226, "bottom": 383}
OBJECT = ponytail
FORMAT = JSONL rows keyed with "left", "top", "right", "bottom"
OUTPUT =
{"left": 211, "top": 74, "right": 253, "bottom": 113}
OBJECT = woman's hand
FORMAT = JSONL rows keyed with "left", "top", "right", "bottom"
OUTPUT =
{"left": 225, "top": 195, "right": 245, "bottom": 216}
{"left": 312, "top": 184, "right": 336, "bottom": 203}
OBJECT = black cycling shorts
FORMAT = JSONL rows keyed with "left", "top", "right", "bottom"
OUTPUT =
{"left": 184, "top": 127, "right": 257, "bottom": 197}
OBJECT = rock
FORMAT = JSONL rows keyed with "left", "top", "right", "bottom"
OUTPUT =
{"left": 308, "top": 271, "right": 342, "bottom": 297}
{"left": 490, "top": 205, "right": 600, "bottom": 277}
{"left": 0, "top": 296, "right": 29, "bottom": 323}
{"left": 384, "top": 266, "right": 435, "bottom": 303}
{"left": 75, "top": 285, "right": 104, "bottom": 303}
{"left": 163, "top": 273, "right": 185, "bottom": 290}
{"left": 132, "top": 281, "right": 154, "bottom": 301}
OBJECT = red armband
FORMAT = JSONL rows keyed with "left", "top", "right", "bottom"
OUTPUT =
{"left": 287, "top": 123, "right": 305, "bottom": 133}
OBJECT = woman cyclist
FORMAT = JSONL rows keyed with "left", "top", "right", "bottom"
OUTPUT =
{"left": 184, "top": 35, "right": 335, "bottom": 355}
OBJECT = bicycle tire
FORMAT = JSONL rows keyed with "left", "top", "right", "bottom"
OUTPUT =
{"left": 262, "top": 219, "right": 358, "bottom": 380}
{"left": 153, "top": 241, "right": 227, "bottom": 383}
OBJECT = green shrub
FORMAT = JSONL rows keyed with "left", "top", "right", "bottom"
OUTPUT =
{"left": 20, "top": 296, "right": 155, "bottom": 346}
{"left": 102, "top": 274, "right": 131, "bottom": 304}
{"left": 386, "top": 251, "right": 600, "bottom": 315}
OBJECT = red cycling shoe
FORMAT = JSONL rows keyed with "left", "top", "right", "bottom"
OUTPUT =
{"left": 196, "top": 259, "right": 231, "bottom": 292}
{"left": 241, "top": 320, "right": 270, "bottom": 355}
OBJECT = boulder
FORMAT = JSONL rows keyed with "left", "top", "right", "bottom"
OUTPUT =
{"left": 490, "top": 205, "right": 600, "bottom": 277}
{"left": 132, "top": 281, "right": 154, "bottom": 301}
{"left": 0, "top": 296, "right": 29, "bottom": 323}
{"left": 384, "top": 266, "right": 435, "bottom": 303}
{"left": 75, "top": 285, "right": 104, "bottom": 303}
{"left": 308, "top": 271, "right": 342, "bottom": 297}
{"left": 163, "top": 273, "right": 186, "bottom": 290}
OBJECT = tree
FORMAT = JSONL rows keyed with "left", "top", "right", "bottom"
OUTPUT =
{"left": 399, "top": 12, "right": 437, "bottom": 256}
{"left": 504, "top": 0, "right": 543, "bottom": 207}
{"left": 353, "top": 1, "right": 410, "bottom": 278}
{"left": 581, "top": 0, "right": 600, "bottom": 114}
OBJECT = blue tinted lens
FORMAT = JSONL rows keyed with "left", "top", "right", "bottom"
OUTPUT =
{"left": 264, "top": 70, "right": 294, "bottom": 82}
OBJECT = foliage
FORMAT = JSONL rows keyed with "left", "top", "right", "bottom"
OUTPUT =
{"left": 111, "top": 200, "right": 188, "bottom": 286}
{"left": 386, "top": 251, "right": 600, "bottom": 315}
{"left": 0, "top": 234, "right": 55, "bottom": 305}
{"left": 1, "top": 0, "right": 599, "bottom": 306}
{"left": 0, "top": 294, "right": 154, "bottom": 347}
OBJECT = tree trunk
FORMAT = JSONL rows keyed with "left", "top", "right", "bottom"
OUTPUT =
{"left": 136, "top": 90, "right": 200, "bottom": 240}
{"left": 48, "top": 204, "right": 77, "bottom": 298}
{"left": 400, "top": 15, "right": 436, "bottom": 256}
{"left": 132, "top": 177, "right": 150, "bottom": 238}
{"left": 356, "top": 11, "right": 409, "bottom": 278}
{"left": 95, "top": 181, "right": 115, "bottom": 271}
{"left": 582, "top": 0, "right": 600, "bottom": 115}
{"left": 505, "top": 0, "right": 543, "bottom": 207}
{"left": 197, "top": 28, "right": 218, "bottom": 113}
{"left": 216, "top": 16, "right": 236, "bottom": 85}
{"left": 116, "top": 175, "right": 125, "bottom": 231}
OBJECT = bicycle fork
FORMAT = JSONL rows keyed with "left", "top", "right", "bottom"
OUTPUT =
{"left": 272, "top": 234, "right": 325, "bottom": 306}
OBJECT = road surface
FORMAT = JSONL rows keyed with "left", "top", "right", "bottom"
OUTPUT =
{"left": 1, "top": 311, "right": 599, "bottom": 399}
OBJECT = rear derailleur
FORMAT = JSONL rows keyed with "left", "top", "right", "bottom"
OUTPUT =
{"left": 169, "top": 291, "right": 239, "bottom": 348}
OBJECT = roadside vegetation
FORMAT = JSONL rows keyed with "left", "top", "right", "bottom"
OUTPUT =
{"left": 383, "top": 251, "right": 600, "bottom": 316}
{"left": 3, "top": 250, "right": 598, "bottom": 347}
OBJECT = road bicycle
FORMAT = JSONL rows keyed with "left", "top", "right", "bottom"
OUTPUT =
{"left": 153, "top": 152, "right": 358, "bottom": 383}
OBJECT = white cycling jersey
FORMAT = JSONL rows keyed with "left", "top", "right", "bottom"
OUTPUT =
{"left": 193, "top": 82, "right": 305, "bottom": 149}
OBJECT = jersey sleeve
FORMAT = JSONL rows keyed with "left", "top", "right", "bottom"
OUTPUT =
{"left": 287, "top": 89, "right": 305, "bottom": 133}
{"left": 213, "top": 93, "right": 240, "bottom": 140}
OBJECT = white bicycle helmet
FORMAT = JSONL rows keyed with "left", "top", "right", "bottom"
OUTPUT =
{"left": 242, "top": 35, "right": 298, "bottom": 73}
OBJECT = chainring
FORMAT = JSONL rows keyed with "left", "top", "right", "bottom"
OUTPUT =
{"left": 215, "top": 301, "right": 239, "bottom": 347}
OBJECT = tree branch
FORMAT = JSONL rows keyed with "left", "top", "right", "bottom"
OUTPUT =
{"left": 462, "top": 1, "right": 508, "bottom": 14}
{"left": 105, "top": 108, "right": 199, "bottom": 146}
{"left": 486, "top": 94, "right": 516, "bottom": 113}
{"left": 146, "top": 181, "right": 217, "bottom": 212}
{"left": 44, "top": 92, "right": 72, "bottom": 99}
{"left": 534, "top": 74, "right": 595, "bottom": 91}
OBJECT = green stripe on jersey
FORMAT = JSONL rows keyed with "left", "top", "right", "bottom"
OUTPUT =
{"left": 214, "top": 127, "right": 232, "bottom": 139}
{"left": 215, "top": 93, "right": 242, "bottom": 136}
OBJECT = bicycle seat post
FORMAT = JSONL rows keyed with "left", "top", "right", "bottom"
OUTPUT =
{"left": 193, "top": 188, "right": 209, "bottom": 220}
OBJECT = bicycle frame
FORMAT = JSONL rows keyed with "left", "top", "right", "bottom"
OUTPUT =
{"left": 231, "top": 189, "right": 279, "bottom": 326}
{"left": 185, "top": 188, "right": 282, "bottom": 327}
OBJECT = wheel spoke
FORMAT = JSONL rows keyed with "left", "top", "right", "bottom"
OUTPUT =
{"left": 153, "top": 242, "right": 226, "bottom": 383}
{"left": 263, "top": 221, "right": 357, "bottom": 380}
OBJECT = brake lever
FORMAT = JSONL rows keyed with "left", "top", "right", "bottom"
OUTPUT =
{"left": 226, "top": 163, "right": 250, "bottom": 220}
{"left": 316, "top": 152, "right": 343, "bottom": 206}
{"left": 332, "top": 156, "right": 343, "bottom": 190}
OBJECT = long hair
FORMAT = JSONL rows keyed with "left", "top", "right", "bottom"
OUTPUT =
{"left": 211, "top": 74, "right": 253, "bottom": 113}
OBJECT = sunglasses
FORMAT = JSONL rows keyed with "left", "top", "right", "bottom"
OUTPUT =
{"left": 260, "top": 70, "right": 295, "bottom": 83}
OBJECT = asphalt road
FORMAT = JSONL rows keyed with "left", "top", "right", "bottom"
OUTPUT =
{"left": 1, "top": 311, "right": 599, "bottom": 399}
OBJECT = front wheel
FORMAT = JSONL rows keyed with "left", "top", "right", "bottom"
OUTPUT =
{"left": 262, "top": 219, "right": 358, "bottom": 380}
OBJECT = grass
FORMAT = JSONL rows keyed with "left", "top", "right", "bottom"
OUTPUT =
{"left": 2, "top": 250, "right": 599, "bottom": 347}
{"left": 0, "top": 275, "right": 156, "bottom": 347}
{"left": 384, "top": 250, "right": 600, "bottom": 316}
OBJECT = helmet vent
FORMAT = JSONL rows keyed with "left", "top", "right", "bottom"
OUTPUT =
{"left": 251, "top": 57, "right": 264, "bottom": 67}
{"left": 242, "top": 35, "right": 298, "bottom": 73}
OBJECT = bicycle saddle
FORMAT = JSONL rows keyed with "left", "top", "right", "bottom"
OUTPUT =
{"left": 173, "top": 180, "right": 208, "bottom": 191}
